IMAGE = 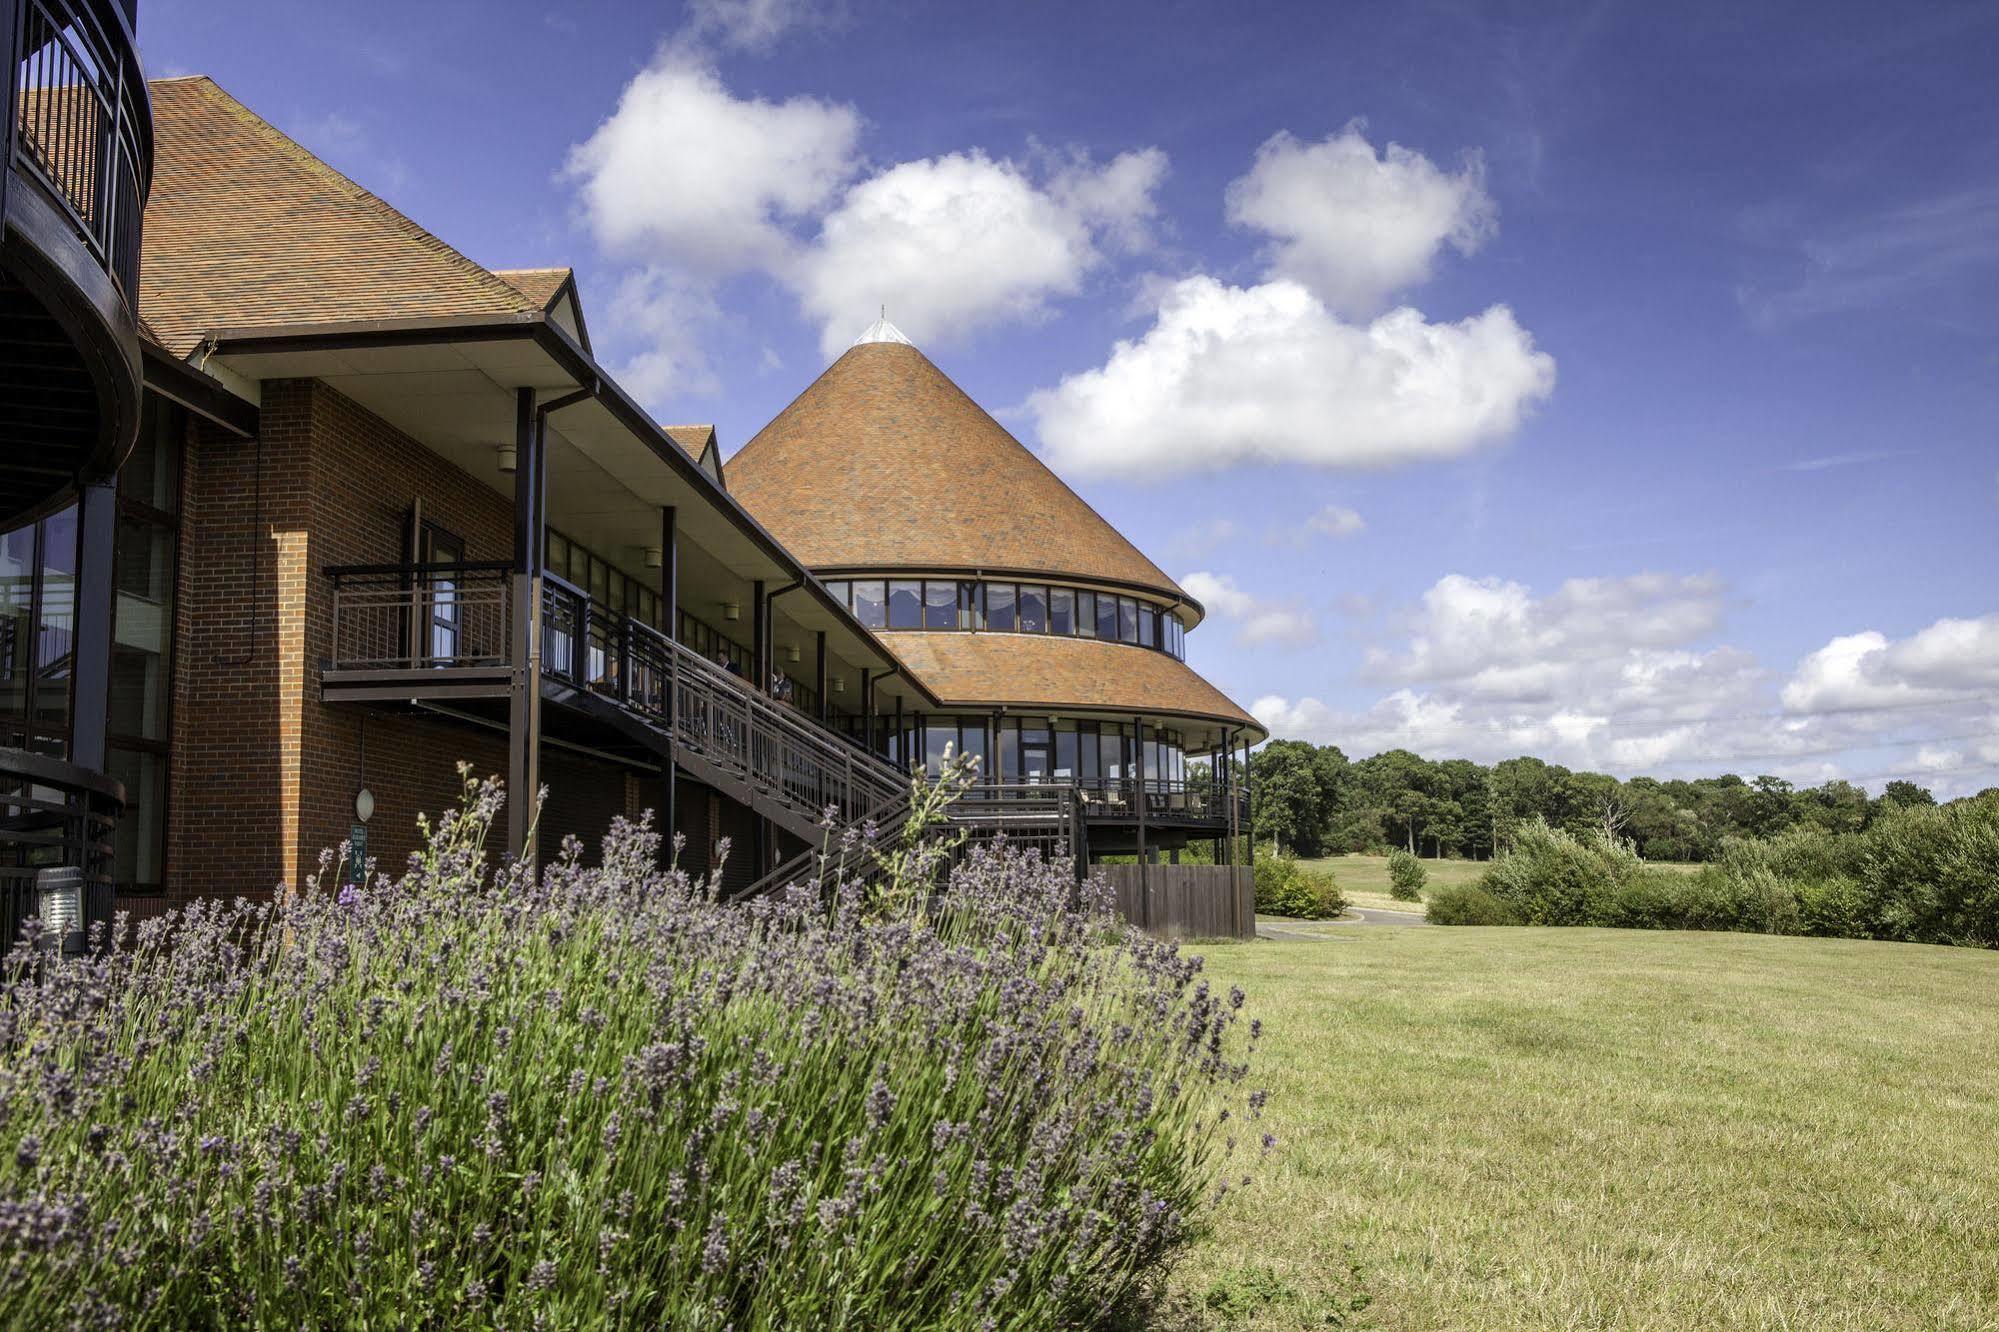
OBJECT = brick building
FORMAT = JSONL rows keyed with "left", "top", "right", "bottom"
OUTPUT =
{"left": 5, "top": 66, "right": 1265, "bottom": 940}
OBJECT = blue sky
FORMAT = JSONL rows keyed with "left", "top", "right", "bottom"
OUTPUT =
{"left": 142, "top": 0, "right": 1999, "bottom": 793}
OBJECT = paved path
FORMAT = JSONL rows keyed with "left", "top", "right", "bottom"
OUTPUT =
{"left": 1255, "top": 906, "right": 1427, "bottom": 940}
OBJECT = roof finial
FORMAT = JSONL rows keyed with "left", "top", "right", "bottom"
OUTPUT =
{"left": 852, "top": 309, "right": 915, "bottom": 348}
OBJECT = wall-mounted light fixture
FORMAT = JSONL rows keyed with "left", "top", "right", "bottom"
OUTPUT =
{"left": 722, "top": 601, "right": 741, "bottom": 621}
{"left": 643, "top": 546, "right": 663, "bottom": 569}
{"left": 784, "top": 643, "right": 801, "bottom": 663}
{"left": 496, "top": 443, "right": 517, "bottom": 474}
{"left": 833, "top": 677, "right": 846, "bottom": 694}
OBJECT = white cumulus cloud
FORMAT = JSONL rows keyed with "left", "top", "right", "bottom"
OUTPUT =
{"left": 787, "top": 148, "right": 1167, "bottom": 357}
{"left": 1226, "top": 123, "right": 1495, "bottom": 315}
{"left": 1249, "top": 579, "right": 1999, "bottom": 795}
{"left": 1781, "top": 614, "right": 1999, "bottom": 714}
{"left": 1306, "top": 504, "right": 1366, "bottom": 539}
{"left": 1181, "top": 571, "right": 1316, "bottom": 647}
{"left": 1029, "top": 276, "right": 1555, "bottom": 478}
{"left": 564, "top": 50, "right": 861, "bottom": 275}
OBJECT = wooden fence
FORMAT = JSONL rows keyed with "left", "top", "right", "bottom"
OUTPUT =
{"left": 1100, "top": 863, "right": 1257, "bottom": 940}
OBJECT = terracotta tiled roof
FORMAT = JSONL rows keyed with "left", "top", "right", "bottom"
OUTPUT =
{"left": 491, "top": 267, "right": 572, "bottom": 310}
{"left": 877, "top": 632, "right": 1264, "bottom": 737}
{"left": 662, "top": 424, "right": 716, "bottom": 461}
{"left": 138, "top": 76, "right": 539, "bottom": 357}
{"left": 726, "top": 341, "right": 1184, "bottom": 603}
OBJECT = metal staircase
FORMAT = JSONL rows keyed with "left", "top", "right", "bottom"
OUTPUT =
{"left": 729, "top": 781, "right": 1089, "bottom": 904}
{"left": 539, "top": 574, "right": 908, "bottom": 845}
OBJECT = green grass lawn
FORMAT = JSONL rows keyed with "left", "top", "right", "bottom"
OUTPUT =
{"left": 1159, "top": 928, "right": 1999, "bottom": 1330}
{"left": 1294, "top": 853, "right": 1489, "bottom": 915}
{"left": 1297, "top": 853, "right": 1696, "bottom": 916}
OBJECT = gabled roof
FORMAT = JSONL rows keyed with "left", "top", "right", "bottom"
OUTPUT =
{"left": 139, "top": 76, "right": 540, "bottom": 357}
{"left": 663, "top": 425, "right": 725, "bottom": 487}
{"left": 726, "top": 335, "right": 1186, "bottom": 605}
{"left": 491, "top": 267, "right": 572, "bottom": 310}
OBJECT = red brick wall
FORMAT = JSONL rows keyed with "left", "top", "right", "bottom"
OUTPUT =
{"left": 166, "top": 378, "right": 643, "bottom": 900}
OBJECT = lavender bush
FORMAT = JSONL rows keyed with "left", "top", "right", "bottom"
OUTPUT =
{"left": 0, "top": 760, "right": 1263, "bottom": 1328}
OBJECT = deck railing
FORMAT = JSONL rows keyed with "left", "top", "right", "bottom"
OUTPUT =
{"left": 1071, "top": 775, "right": 1248, "bottom": 827}
{"left": 0, "top": 745, "right": 121, "bottom": 954}
{"left": 326, "top": 562, "right": 514, "bottom": 671}
{"left": 6, "top": 0, "right": 151, "bottom": 300}
{"left": 540, "top": 572, "right": 908, "bottom": 828}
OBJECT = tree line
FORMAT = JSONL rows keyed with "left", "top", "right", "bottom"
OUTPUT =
{"left": 1244, "top": 741, "right": 1968, "bottom": 863}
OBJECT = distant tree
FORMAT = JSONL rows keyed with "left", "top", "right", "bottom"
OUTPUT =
{"left": 1879, "top": 780, "right": 1937, "bottom": 812}
{"left": 1803, "top": 779, "right": 1872, "bottom": 835}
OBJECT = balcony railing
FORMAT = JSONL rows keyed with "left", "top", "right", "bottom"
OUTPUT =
{"left": 1071, "top": 776, "right": 1248, "bottom": 827}
{"left": 326, "top": 562, "right": 513, "bottom": 671}
{"left": 6, "top": 0, "right": 152, "bottom": 300}
{"left": 540, "top": 573, "right": 907, "bottom": 829}
{"left": 0, "top": 745, "right": 121, "bottom": 954}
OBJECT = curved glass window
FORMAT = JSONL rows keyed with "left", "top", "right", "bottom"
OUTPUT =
{"left": 1019, "top": 585, "right": 1047, "bottom": 634}
{"left": 1095, "top": 593, "right": 1117, "bottom": 641}
{"left": 987, "top": 583, "right": 1016, "bottom": 631}
{"left": 888, "top": 580, "right": 922, "bottom": 628}
{"left": 820, "top": 575, "right": 1192, "bottom": 660}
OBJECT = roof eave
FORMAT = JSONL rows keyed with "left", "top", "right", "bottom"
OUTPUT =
{"left": 201, "top": 311, "right": 940, "bottom": 703}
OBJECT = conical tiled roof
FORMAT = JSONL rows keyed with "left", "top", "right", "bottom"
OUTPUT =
{"left": 727, "top": 337, "right": 1186, "bottom": 605}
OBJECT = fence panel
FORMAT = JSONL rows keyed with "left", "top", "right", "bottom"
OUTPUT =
{"left": 1098, "top": 863, "right": 1256, "bottom": 940}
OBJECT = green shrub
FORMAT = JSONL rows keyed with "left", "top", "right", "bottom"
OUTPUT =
{"left": 1444, "top": 799, "right": 1999, "bottom": 949}
{"left": 1254, "top": 853, "right": 1344, "bottom": 919}
{"left": 1858, "top": 799, "right": 1999, "bottom": 946}
{"left": 0, "top": 769, "right": 1264, "bottom": 1328}
{"left": 1425, "top": 884, "right": 1521, "bottom": 926}
{"left": 1386, "top": 850, "right": 1426, "bottom": 901}
{"left": 1793, "top": 873, "right": 1872, "bottom": 939}
{"left": 1478, "top": 819, "right": 1642, "bottom": 925}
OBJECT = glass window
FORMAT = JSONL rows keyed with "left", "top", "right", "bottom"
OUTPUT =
{"left": 120, "top": 401, "right": 182, "bottom": 514}
{"left": 1096, "top": 592, "right": 1119, "bottom": 641}
{"left": 958, "top": 581, "right": 982, "bottom": 629}
{"left": 35, "top": 504, "right": 77, "bottom": 735}
{"left": 824, "top": 580, "right": 849, "bottom": 609}
{"left": 957, "top": 720, "right": 987, "bottom": 780}
{"left": 0, "top": 525, "right": 34, "bottom": 733}
{"left": 1019, "top": 721, "right": 1051, "bottom": 781}
{"left": 107, "top": 746, "right": 168, "bottom": 892}
{"left": 1076, "top": 591, "right": 1096, "bottom": 638}
{"left": 998, "top": 718, "right": 1020, "bottom": 782}
{"left": 1080, "top": 727, "right": 1100, "bottom": 782}
{"left": 110, "top": 514, "right": 175, "bottom": 741}
{"left": 1018, "top": 585, "right": 1048, "bottom": 633}
{"left": 1139, "top": 603, "right": 1158, "bottom": 649}
{"left": 986, "top": 583, "right": 1016, "bottom": 632}
{"left": 1055, "top": 724, "right": 1077, "bottom": 779}
{"left": 1050, "top": 587, "right": 1074, "bottom": 635}
{"left": 888, "top": 580, "right": 922, "bottom": 629}
{"left": 546, "top": 531, "right": 568, "bottom": 575}
{"left": 1118, "top": 597, "right": 1138, "bottom": 644}
{"left": 853, "top": 580, "right": 886, "bottom": 628}
{"left": 924, "top": 721, "right": 953, "bottom": 777}
{"left": 924, "top": 581, "right": 956, "bottom": 629}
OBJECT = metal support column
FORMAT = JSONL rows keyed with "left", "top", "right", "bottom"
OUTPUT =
{"left": 659, "top": 504, "right": 677, "bottom": 852}
{"left": 861, "top": 669, "right": 873, "bottom": 753}
{"left": 69, "top": 480, "right": 118, "bottom": 772}
{"left": 814, "top": 632, "right": 828, "bottom": 723}
{"left": 1135, "top": 715, "right": 1149, "bottom": 928}
{"left": 506, "top": 388, "right": 543, "bottom": 861}
{"left": 752, "top": 580, "right": 767, "bottom": 694}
